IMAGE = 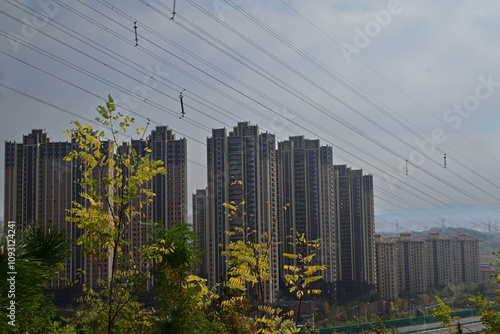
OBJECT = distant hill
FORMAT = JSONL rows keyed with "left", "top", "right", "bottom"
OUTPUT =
{"left": 375, "top": 202, "right": 500, "bottom": 234}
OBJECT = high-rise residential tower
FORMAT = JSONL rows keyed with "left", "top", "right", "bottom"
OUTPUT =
{"left": 144, "top": 125, "right": 187, "bottom": 227}
{"left": 192, "top": 188, "right": 209, "bottom": 279}
{"left": 4, "top": 130, "right": 75, "bottom": 287}
{"left": 206, "top": 122, "right": 278, "bottom": 303}
{"left": 334, "top": 165, "right": 376, "bottom": 296}
{"left": 276, "top": 136, "right": 336, "bottom": 284}
{"left": 4, "top": 126, "right": 187, "bottom": 288}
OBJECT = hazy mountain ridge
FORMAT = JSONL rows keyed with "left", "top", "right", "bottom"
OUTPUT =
{"left": 375, "top": 202, "right": 500, "bottom": 233}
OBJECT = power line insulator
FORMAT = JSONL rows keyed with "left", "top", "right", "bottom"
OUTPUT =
{"left": 134, "top": 21, "right": 138, "bottom": 46}
{"left": 179, "top": 89, "right": 185, "bottom": 119}
{"left": 171, "top": 0, "right": 176, "bottom": 20}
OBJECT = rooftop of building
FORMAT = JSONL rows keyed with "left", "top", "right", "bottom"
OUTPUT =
{"left": 375, "top": 231, "right": 479, "bottom": 243}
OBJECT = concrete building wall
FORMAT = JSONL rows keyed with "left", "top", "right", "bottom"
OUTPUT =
{"left": 4, "top": 127, "right": 187, "bottom": 290}
{"left": 376, "top": 231, "right": 480, "bottom": 299}
{"left": 206, "top": 122, "right": 278, "bottom": 303}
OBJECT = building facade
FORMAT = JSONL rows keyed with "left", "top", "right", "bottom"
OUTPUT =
{"left": 375, "top": 231, "right": 480, "bottom": 300}
{"left": 397, "top": 232, "right": 430, "bottom": 296}
{"left": 192, "top": 188, "right": 209, "bottom": 279}
{"left": 334, "top": 165, "right": 376, "bottom": 295}
{"left": 205, "top": 122, "right": 278, "bottom": 303}
{"left": 374, "top": 234, "right": 399, "bottom": 301}
{"left": 276, "top": 136, "right": 336, "bottom": 284}
{"left": 4, "top": 127, "right": 187, "bottom": 288}
{"left": 4, "top": 130, "right": 75, "bottom": 287}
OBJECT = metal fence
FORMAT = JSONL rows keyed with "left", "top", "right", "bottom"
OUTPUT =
{"left": 310, "top": 305, "right": 498, "bottom": 333}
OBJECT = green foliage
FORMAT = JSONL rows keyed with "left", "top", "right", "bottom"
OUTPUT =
{"left": 303, "top": 326, "right": 320, "bottom": 334}
{"left": 283, "top": 230, "right": 325, "bottom": 326}
{"left": 220, "top": 199, "right": 299, "bottom": 333}
{"left": 183, "top": 309, "right": 224, "bottom": 334}
{"left": 221, "top": 199, "right": 267, "bottom": 298}
{"left": 143, "top": 222, "right": 214, "bottom": 333}
{"left": 364, "top": 317, "right": 398, "bottom": 334}
{"left": 435, "top": 251, "right": 500, "bottom": 334}
{"left": 0, "top": 220, "right": 73, "bottom": 333}
{"left": 433, "top": 296, "right": 463, "bottom": 333}
{"left": 253, "top": 305, "right": 299, "bottom": 334}
{"left": 144, "top": 222, "right": 200, "bottom": 275}
{"left": 64, "top": 95, "right": 163, "bottom": 334}
{"left": 470, "top": 293, "right": 500, "bottom": 333}
{"left": 75, "top": 286, "right": 154, "bottom": 334}
{"left": 469, "top": 250, "right": 500, "bottom": 333}
{"left": 217, "top": 291, "right": 257, "bottom": 334}
{"left": 222, "top": 225, "right": 271, "bottom": 306}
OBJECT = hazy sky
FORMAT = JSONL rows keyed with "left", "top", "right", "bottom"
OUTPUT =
{"left": 1, "top": 0, "right": 499, "bottom": 231}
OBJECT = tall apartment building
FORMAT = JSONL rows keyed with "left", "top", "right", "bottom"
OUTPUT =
{"left": 4, "top": 130, "right": 75, "bottom": 287}
{"left": 276, "top": 136, "right": 336, "bottom": 284}
{"left": 375, "top": 231, "right": 480, "bottom": 300}
{"left": 192, "top": 188, "right": 208, "bottom": 279}
{"left": 206, "top": 122, "right": 278, "bottom": 303}
{"left": 334, "top": 165, "right": 376, "bottom": 295}
{"left": 4, "top": 126, "right": 187, "bottom": 288}
{"left": 145, "top": 126, "right": 187, "bottom": 226}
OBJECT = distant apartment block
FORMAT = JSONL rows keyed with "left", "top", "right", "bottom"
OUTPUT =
{"left": 397, "top": 232, "right": 430, "bottom": 297}
{"left": 374, "top": 234, "right": 399, "bottom": 301}
{"left": 4, "top": 127, "right": 187, "bottom": 288}
{"left": 375, "top": 232, "right": 479, "bottom": 300}
{"left": 479, "top": 264, "right": 498, "bottom": 281}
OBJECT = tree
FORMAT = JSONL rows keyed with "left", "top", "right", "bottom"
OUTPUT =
{"left": 142, "top": 221, "right": 216, "bottom": 333}
{"left": 433, "top": 296, "right": 463, "bottom": 334}
{"left": 470, "top": 293, "right": 500, "bottom": 333}
{"left": 283, "top": 230, "right": 326, "bottom": 327}
{"left": 222, "top": 200, "right": 271, "bottom": 309}
{"left": 434, "top": 251, "right": 500, "bottom": 333}
{"left": 416, "top": 294, "right": 430, "bottom": 308}
{"left": 0, "top": 220, "right": 74, "bottom": 333}
{"left": 182, "top": 275, "right": 224, "bottom": 334}
{"left": 220, "top": 199, "right": 298, "bottom": 334}
{"left": 470, "top": 251, "right": 500, "bottom": 333}
{"left": 65, "top": 95, "right": 164, "bottom": 333}
{"left": 363, "top": 317, "right": 398, "bottom": 334}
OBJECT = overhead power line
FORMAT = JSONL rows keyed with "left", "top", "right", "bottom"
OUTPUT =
{"left": 2, "top": 0, "right": 499, "bottom": 229}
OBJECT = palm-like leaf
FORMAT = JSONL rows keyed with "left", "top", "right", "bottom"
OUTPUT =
{"left": 0, "top": 220, "right": 72, "bottom": 333}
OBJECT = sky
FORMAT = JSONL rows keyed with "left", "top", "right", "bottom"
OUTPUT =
{"left": 1, "top": 0, "right": 500, "bottom": 232}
